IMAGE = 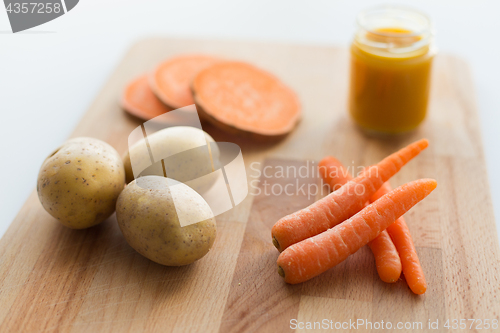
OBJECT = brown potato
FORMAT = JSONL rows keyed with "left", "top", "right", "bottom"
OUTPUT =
{"left": 37, "top": 137, "right": 125, "bottom": 229}
{"left": 116, "top": 176, "right": 216, "bottom": 266}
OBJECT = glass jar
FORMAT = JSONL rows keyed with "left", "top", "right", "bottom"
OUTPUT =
{"left": 348, "top": 6, "right": 435, "bottom": 134}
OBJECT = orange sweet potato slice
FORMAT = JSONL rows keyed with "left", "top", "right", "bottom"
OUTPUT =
{"left": 150, "top": 55, "right": 221, "bottom": 109}
{"left": 192, "top": 61, "right": 301, "bottom": 140}
{"left": 121, "top": 74, "right": 172, "bottom": 121}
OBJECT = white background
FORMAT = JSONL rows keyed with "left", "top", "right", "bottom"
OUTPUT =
{"left": 0, "top": 0, "right": 498, "bottom": 240}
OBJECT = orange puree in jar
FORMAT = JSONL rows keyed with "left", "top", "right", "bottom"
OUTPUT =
{"left": 349, "top": 7, "right": 435, "bottom": 134}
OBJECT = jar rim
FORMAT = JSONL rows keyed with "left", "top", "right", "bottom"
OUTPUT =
{"left": 356, "top": 5, "right": 432, "bottom": 38}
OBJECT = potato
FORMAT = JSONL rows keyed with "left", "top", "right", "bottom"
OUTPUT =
{"left": 123, "top": 126, "right": 219, "bottom": 191}
{"left": 116, "top": 176, "right": 216, "bottom": 266}
{"left": 37, "top": 137, "right": 125, "bottom": 229}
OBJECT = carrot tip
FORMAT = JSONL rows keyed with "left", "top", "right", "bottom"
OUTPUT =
{"left": 278, "top": 266, "right": 285, "bottom": 278}
{"left": 419, "top": 138, "right": 429, "bottom": 147}
{"left": 272, "top": 236, "right": 281, "bottom": 252}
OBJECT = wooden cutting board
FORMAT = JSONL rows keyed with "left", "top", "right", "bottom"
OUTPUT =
{"left": 0, "top": 38, "right": 499, "bottom": 333}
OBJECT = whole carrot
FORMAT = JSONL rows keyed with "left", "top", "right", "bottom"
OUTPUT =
{"left": 318, "top": 156, "right": 353, "bottom": 192}
{"left": 277, "top": 179, "right": 437, "bottom": 284}
{"left": 319, "top": 157, "right": 402, "bottom": 283}
{"left": 272, "top": 139, "right": 429, "bottom": 252}
{"left": 372, "top": 183, "right": 428, "bottom": 294}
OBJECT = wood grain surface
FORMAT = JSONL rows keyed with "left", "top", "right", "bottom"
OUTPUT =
{"left": 0, "top": 38, "right": 498, "bottom": 333}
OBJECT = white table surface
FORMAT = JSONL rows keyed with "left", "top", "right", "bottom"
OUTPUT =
{"left": 0, "top": 0, "right": 498, "bottom": 241}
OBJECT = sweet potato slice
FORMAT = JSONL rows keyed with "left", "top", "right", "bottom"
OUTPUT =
{"left": 151, "top": 55, "right": 221, "bottom": 109}
{"left": 192, "top": 61, "right": 301, "bottom": 141}
{"left": 121, "top": 75, "right": 172, "bottom": 121}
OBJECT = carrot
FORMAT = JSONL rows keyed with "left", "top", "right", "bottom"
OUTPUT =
{"left": 272, "top": 139, "right": 429, "bottom": 252}
{"left": 192, "top": 61, "right": 301, "bottom": 141}
{"left": 150, "top": 55, "right": 221, "bottom": 109}
{"left": 318, "top": 156, "right": 402, "bottom": 283}
{"left": 121, "top": 75, "right": 172, "bottom": 121}
{"left": 277, "top": 178, "right": 437, "bottom": 284}
{"left": 368, "top": 231, "right": 402, "bottom": 283}
{"left": 318, "top": 156, "right": 353, "bottom": 191}
{"left": 371, "top": 183, "right": 428, "bottom": 294}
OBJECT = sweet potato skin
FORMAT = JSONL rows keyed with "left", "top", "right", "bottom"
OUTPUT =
{"left": 193, "top": 92, "right": 300, "bottom": 142}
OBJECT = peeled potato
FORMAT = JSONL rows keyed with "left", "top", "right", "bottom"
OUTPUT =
{"left": 122, "top": 126, "right": 219, "bottom": 193}
{"left": 116, "top": 176, "right": 216, "bottom": 266}
{"left": 37, "top": 137, "right": 125, "bottom": 229}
